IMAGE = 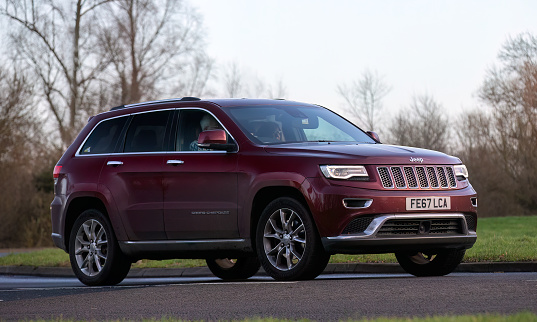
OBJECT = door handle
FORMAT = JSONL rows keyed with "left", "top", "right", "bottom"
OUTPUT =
{"left": 106, "top": 161, "right": 123, "bottom": 167}
{"left": 166, "top": 160, "right": 184, "bottom": 166}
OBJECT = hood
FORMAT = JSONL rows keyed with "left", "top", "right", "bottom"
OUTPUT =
{"left": 263, "top": 142, "right": 461, "bottom": 165}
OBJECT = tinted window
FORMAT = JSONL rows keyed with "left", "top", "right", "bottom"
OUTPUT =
{"left": 80, "top": 116, "right": 128, "bottom": 154}
{"left": 226, "top": 105, "right": 376, "bottom": 145}
{"left": 123, "top": 110, "right": 172, "bottom": 153}
{"left": 176, "top": 109, "right": 227, "bottom": 151}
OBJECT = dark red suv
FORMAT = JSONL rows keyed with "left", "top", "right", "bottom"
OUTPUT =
{"left": 51, "top": 98, "right": 477, "bottom": 285}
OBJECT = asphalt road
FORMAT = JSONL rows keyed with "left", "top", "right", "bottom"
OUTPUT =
{"left": 1, "top": 272, "right": 536, "bottom": 321}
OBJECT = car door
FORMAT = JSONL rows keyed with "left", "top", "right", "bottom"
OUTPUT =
{"left": 163, "top": 108, "right": 239, "bottom": 239}
{"left": 99, "top": 109, "right": 173, "bottom": 240}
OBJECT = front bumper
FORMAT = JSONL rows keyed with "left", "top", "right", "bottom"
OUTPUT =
{"left": 322, "top": 213, "right": 477, "bottom": 254}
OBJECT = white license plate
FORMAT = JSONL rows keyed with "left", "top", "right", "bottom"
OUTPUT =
{"left": 406, "top": 197, "right": 451, "bottom": 210}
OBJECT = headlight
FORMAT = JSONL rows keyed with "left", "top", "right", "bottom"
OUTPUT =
{"left": 454, "top": 164, "right": 469, "bottom": 180}
{"left": 320, "top": 165, "right": 369, "bottom": 180}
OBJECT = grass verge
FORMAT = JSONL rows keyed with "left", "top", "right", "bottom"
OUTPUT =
{"left": 1, "top": 216, "right": 536, "bottom": 268}
{"left": 13, "top": 312, "right": 537, "bottom": 321}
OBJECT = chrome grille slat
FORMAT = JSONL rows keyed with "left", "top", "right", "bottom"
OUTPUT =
{"left": 377, "top": 167, "right": 393, "bottom": 188}
{"left": 416, "top": 167, "right": 429, "bottom": 188}
{"left": 437, "top": 167, "right": 448, "bottom": 188}
{"left": 391, "top": 167, "right": 406, "bottom": 188}
{"left": 446, "top": 167, "right": 456, "bottom": 187}
{"left": 403, "top": 167, "right": 418, "bottom": 188}
{"left": 427, "top": 167, "right": 439, "bottom": 188}
{"left": 377, "top": 165, "right": 458, "bottom": 190}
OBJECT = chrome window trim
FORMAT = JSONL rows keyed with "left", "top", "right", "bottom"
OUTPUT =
{"left": 75, "top": 107, "right": 239, "bottom": 157}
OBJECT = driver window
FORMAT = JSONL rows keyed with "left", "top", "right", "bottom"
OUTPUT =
{"left": 176, "top": 110, "right": 224, "bottom": 151}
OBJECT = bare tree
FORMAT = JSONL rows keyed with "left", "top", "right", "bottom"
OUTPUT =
{"left": 222, "top": 61, "right": 244, "bottom": 97}
{"left": 477, "top": 32, "right": 537, "bottom": 214}
{"left": 221, "top": 61, "right": 288, "bottom": 99}
{"left": 337, "top": 70, "right": 391, "bottom": 130}
{"left": 454, "top": 109, "right": 524, "bottom": 218}
{"left": 1, "top": 0, "right": 113, "bottom": 147}
{"left": 264, "top": 78, "right": 288, "bottom": 99}
{"left": 0, "top": 64, "right": 48, "bottom": 246}
{"left": 389, "top": 94, "right": 449, "bottom": 152}
{"left": 99, "top": 0, "right": 211, "bottom": 104}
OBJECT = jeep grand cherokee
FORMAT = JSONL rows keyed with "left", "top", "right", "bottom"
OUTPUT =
{"left": 51, "top": 98, "right": 477, "bottom": 285}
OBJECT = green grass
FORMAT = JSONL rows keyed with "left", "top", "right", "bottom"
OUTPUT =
{"left": 0, "top": 248, "right": 205, "bottom": 268}
{"left": 464, "top": 216, "right": 537, "bottom": 262}
{"left": 16, "top": 312, "right": 537, "bottom": 321}
{"left": 1, "top": 216, "right": 536, "bottom": 268}
{"left": 0, "top": 248, "right": 70, "bottom": 267}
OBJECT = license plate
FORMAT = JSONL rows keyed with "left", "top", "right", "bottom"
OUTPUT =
{"left": 406, "top": 197, "right": 451, "bottom": 210}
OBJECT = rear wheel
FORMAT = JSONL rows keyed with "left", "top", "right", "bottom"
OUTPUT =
{"left": 256, "top": 197, "right": 330, "bottom": 281}
{"left": 395, "top": 249, "right": 466, "bottom": 277}
{"left": 69, "top": 209, "right": 131, "bottom": 286}
{"left": 206, "top": 257, "right": 260, "bottom": 280}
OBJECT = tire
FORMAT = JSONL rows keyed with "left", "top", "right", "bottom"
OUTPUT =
{"left": 256, "top": 197, "right": 330, "bottom": 281}
{"left": 206, "top": 257, "right": 260, "bottom": 280}
{"left": 395, "top": 249, "right": 466, "bottom": 277}
{"left": 69, "top": 209, "right": 131, "bottom": 286}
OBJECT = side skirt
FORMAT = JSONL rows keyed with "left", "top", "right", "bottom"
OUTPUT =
{"left": 118, "top": 238, "right": 255, "bottom": 260}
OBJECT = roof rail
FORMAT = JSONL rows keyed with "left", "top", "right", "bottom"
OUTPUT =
{"left": 109, "top": 97, "right": 201, "bottom": 111}
{"left": 110, "top": 105, "right": 125, "bottom": 111}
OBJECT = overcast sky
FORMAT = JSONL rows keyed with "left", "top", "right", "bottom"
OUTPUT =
{"left": 195, "top": 0, "right": 536, "bottom": 124}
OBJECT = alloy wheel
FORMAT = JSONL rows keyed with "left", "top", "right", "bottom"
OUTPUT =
{"left": 262, "top": 208, "right": 306, "bottom": 271}
{"left": 74, "top": 219, "right": 108, "bottom": 276}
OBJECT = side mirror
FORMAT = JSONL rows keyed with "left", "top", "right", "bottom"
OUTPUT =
{"left": 366, "top": 131, "right": 381, "bottom": 143}
{"left": 197, "top": 130, "right": 237, "bottom": 152}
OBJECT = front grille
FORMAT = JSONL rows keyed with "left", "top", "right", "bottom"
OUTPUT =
{"left": 377, "top": 218, "right": 464, "bottom": 236}
{"left": 342, "top": 216, "right": 374, "bottom": 234}
{"left": 377, "top": 165, "right": 457, "bottom": 190}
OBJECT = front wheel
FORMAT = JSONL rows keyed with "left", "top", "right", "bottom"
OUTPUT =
{"left": 395, "top": 249, "right": 466, "bottom": 277}
{"left": 69, "top": 209, "right": 131, "bottom": 286}
{"left": 256, "top": 197, "right": 330, "bottom": 281}
{"left": 206, "top": 257, "right": 260, "bottom": 280}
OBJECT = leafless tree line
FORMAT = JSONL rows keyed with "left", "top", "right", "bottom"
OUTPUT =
{"left": 1, "top": 0, "right": 213, "bottom": 149}
{"left": 222, "top": 61, "right": 288, "bottom": 99}
{"left": 338, "top": 33, "right": 537, "bottom": 218}
{"left": 0, "top": 0, "right": 534, "bottom": 246}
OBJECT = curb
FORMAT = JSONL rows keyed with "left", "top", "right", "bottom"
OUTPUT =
{"left": 1, "top": 262, "right": 536, "bottom": 278}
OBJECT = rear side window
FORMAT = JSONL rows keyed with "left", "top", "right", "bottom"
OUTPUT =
{"left": 80, "top": 116, "right": 128, "bottom": 155}
{"left": 123, "top": 110, "right": 172, "bottom": 153}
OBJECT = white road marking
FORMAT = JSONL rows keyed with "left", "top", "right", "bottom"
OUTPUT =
{"left": 0, "top": 280, "right": 297, "bottom": 292}
{"left": 178, "top": 281, "right": 298, "bottom": 286}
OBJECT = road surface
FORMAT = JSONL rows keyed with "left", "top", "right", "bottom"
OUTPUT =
{"left": 1, "top": 272, "right": 536, "bottom": 320}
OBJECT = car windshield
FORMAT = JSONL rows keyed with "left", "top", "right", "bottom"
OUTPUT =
{"left": 225, "top": 104, "right": 376, "bottom": 145}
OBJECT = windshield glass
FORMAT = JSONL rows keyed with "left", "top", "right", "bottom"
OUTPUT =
{"left": 225, "top": 105, "right": 376, "bottom": 145}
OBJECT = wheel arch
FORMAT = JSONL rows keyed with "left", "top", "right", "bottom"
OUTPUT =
{"left": 250, "top": 186, "right": 311, "bottom": 249}
{"left": 63, "top": 196, "right": 109, "bottom": 252}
